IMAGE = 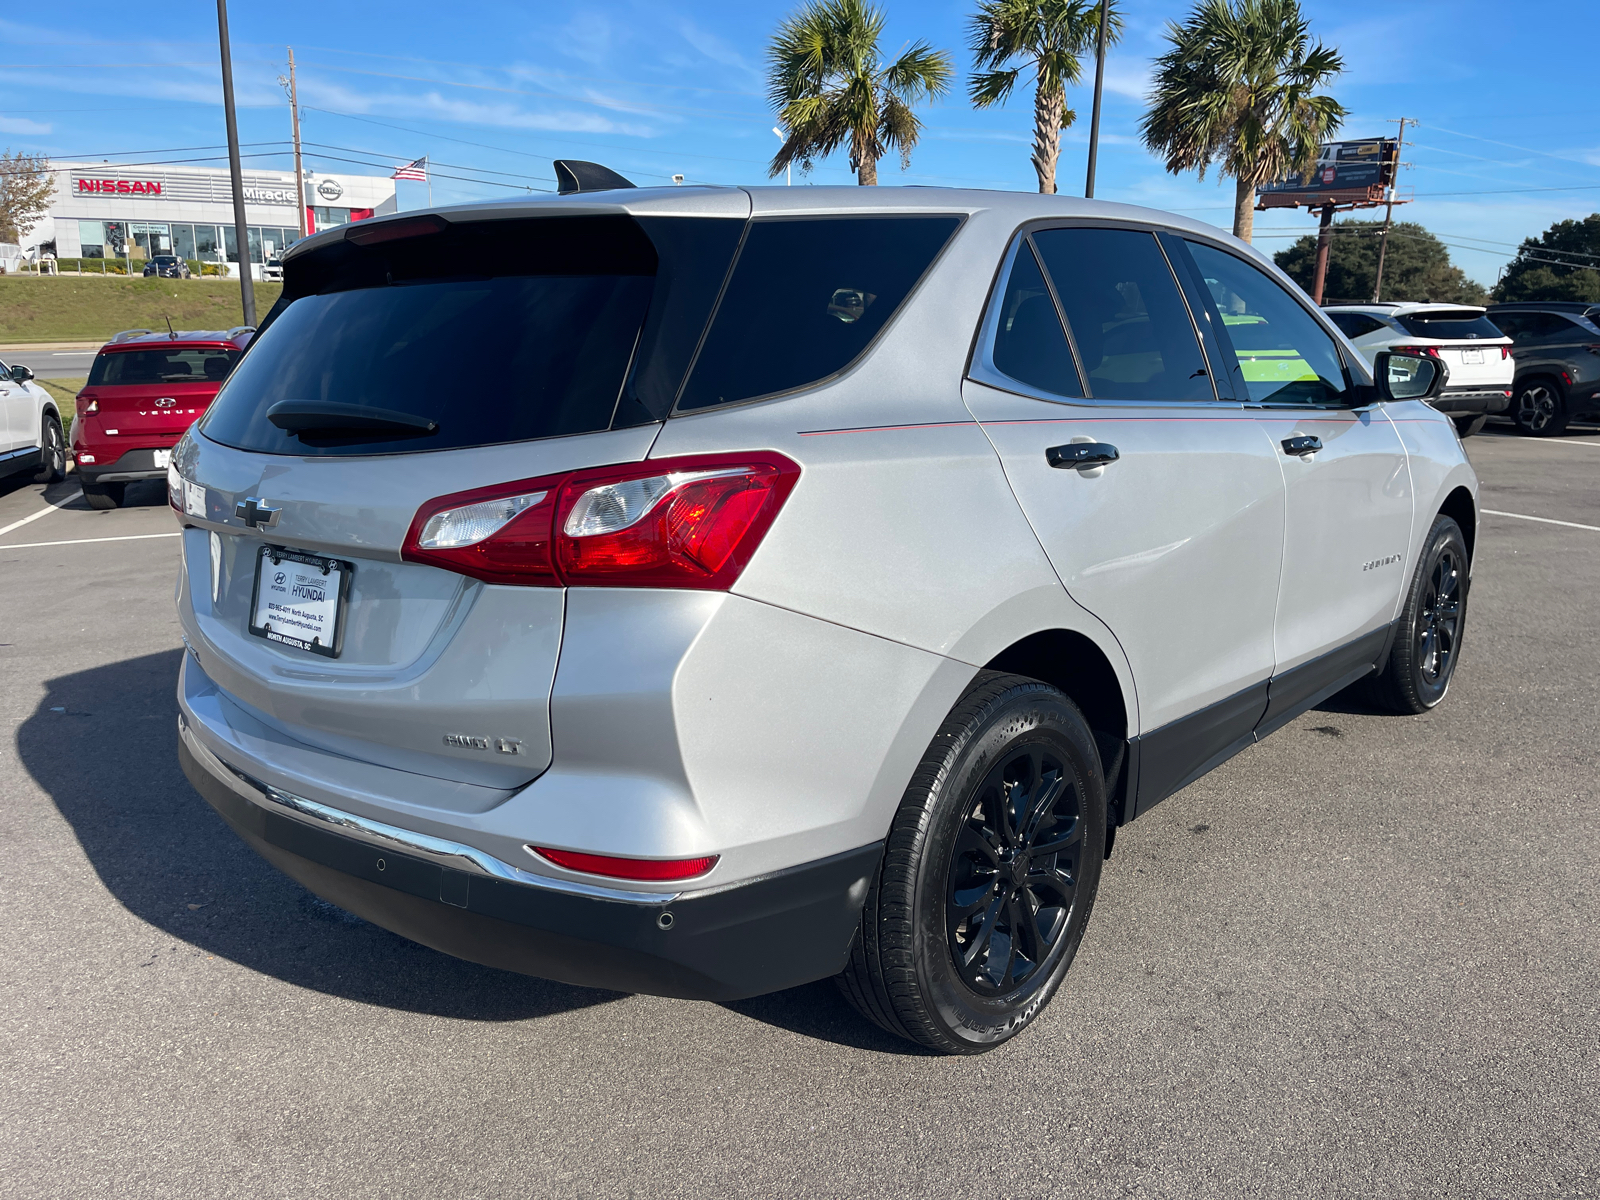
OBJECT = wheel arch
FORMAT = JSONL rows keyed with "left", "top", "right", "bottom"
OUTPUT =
{"left": 981, "top": 628, "right": 1129, "bottom": 741}
{"left": 1439, "top": 485, "right": 1476, "bottom": 564}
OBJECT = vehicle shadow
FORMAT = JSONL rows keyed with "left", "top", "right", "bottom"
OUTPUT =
{"left": 16, "top": 647, "right": 620, "bottom": 1021}
{"left": 722, "top": 981, "right": 936, "bottom": 1056}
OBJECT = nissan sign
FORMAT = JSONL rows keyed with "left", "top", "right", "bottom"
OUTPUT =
{"left": 315, "top": 178, "right": 344, "bottom": 201}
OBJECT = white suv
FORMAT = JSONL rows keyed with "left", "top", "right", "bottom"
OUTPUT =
{"left": 0, "top": 356, "right": 67, "bottom": 484}
{"left": 1324, "top": 303, "right": 1513, "bottom": 436}
{"left": 172, "top": 186, "right": 1478, "bottom": 1054}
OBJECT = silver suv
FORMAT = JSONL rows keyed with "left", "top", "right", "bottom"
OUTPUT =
{"left": 171, "top": 186, "right": 1477, "bottom": 1054}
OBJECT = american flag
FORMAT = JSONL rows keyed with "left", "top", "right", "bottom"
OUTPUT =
{"left": 391, "top": 157, "right": 428, "bottom": 182}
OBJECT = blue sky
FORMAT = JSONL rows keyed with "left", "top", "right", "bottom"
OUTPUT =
{"left": 3, "top": 0, "right": 1596, "bottom": 284}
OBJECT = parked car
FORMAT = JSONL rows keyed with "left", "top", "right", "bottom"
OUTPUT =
{"left": 1485, "top": 302, "right": 1600, "bottom": 436}
{"left": 1323, "top": 302, "right": 1513, "bottom": 436}
{"left": 0, "top": 357, "right": 67, "bottom": 484}
{"left": 170, "top": 188, "right": 1476, "bottom": 1054}
{"left": 142, "top": 255, "right": 192, "bottom": 279}
{"left": 73, "top": 328, "right": 253, "bottom": 509}
{"left": 261, "top": 255, "right": 284, "bottom": 282}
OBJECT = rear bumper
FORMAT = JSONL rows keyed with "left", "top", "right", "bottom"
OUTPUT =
{"left": 178, "top": 723, "right": 880, "bottom": 1001}
{"left": 75, "top": 445, "right": 171, "bottom": 483}
{"left": 1430, "top": 388, "right": 1511, "bottom": 416}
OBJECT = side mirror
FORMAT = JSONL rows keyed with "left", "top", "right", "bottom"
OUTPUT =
{"left": 9, "top": 364, "right": 33, "bottom": 383}
{"left": 1374, "top": 350, "right": 1448, "bottom": 402}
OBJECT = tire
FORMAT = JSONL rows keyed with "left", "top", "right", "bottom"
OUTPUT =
{"left": 33, "top": 414, "right": 66, "bottom": 483}
{"left": 81, "top": 481, "right": 125, "bottom": 510}
{"left": 1512, "top": 376, "right": 1569, "bottom": 437}
{"left": 1364, "top": 515, "right": 1469, "bottom": 714}
{"left": 837, "top": 671, "right": 1106, "bottom": 1054}
{"left": 1453, "top": 414, "right": 1487, "bottom": 438}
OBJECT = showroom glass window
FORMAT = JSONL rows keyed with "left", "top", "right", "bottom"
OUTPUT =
{"left": 1185, "top": 241, "right": 1349, "bottom": 406}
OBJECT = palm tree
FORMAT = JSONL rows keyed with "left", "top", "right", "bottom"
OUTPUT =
{"left": 967, "top": 0, "right": 1123, "bottom": 195}
{"left": 768, "top": 0, "right": 954, "bottom": 186}
{"left": 1140, "top": 0, "right": 1344, "bottom": 243}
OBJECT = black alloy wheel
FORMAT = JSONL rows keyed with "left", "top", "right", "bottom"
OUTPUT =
{"left": 947, "top": 743, "right": 1083, "bottom": 996}
{"left": 837, "top": 672, "right": 1106, "bottom": 1054}
{"left": 1513, "top": 377, "right": 1569, "bottom": 437}
{"left": 34, "top": 415, "right": 66, "bottom": 483}
{"left": 1364, "top": 515, "right": 1469, "bottom": 714}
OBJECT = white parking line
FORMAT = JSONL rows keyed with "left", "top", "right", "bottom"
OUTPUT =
{"left": 0, "top": 489, "right": 83, "bottom": 539}
{"left": 0, "top": 531, "right": 181, "bottom": 551}
{"left": 1483, "top": 509, "right": 1600, "bottom": 533}
{"left": 1479, "top": 433, "right": 1600, "bottom": 448}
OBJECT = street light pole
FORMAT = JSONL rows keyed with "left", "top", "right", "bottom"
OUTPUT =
{"left": 1083, "top": 0, "right": 1109, "bottom": 199}
{"left": 216, "top": 0, "right": 255, "bottom": 326}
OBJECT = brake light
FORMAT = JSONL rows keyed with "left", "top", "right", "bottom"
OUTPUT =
{"left": 1390, "top": 345, "right": 1440, "bottom": 358}
{"left": 531, "top": 847, "right": 718, "bottom": 882}
{"left": 1501, "top": 345, "right": 1514, "bottom": 359}
{"left": 78, "top": 395, "right": 98, "bottom": 414}
{"left": 402, "top": 452, "right": 800, "bottom": 589}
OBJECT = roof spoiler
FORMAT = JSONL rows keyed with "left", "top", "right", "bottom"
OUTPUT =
{"left": 553, "top": 160, "right": 636, "bottom": 196}
{"left": 110, "top": 328, "right": 154, "bottom": 343}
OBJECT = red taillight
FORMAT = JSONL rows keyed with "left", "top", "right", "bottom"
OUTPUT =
{"left": 401, "top": 452, "right": 800, "bottom": 590}
{"left": 1501, "top": 345, "right": 1514, "bottom": 359}
{"left": 1390, "top": 345, "right": 1440, "bottom": 358}
{"left": 531, "top": 847, "right": 718, "bottom": 881}
{"left": 78, "top": 393, "right": 98, "bottom": 415}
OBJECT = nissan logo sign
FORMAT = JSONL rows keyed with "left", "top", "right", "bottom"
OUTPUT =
{"left": 316, "top": 178, "right": 344, "bottom": 201}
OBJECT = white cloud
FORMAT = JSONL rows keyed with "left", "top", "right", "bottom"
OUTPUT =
{"left": 0, "top": 116, "right": 52, "bottom": 136}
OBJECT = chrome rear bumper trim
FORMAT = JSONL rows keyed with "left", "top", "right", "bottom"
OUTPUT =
{"left": 179, "top": 716, "right": 676, "bottom": 905}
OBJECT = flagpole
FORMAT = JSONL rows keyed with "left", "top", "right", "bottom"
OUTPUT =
{"left": 426, "top": 159, "right": 432, "bottom": 208}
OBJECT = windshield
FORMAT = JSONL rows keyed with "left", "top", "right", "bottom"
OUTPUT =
{"left": 89, "top": 347, "right": 240, "bottom": 385}
{"left": 1395, "top": 310, "right": 1504, "bottom": 339}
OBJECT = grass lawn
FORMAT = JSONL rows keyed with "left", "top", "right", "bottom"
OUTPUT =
{"left": 0, "top": 276, "right": 281, "bottom": 343}
{"left": 36, "top": 377, "right": 85, "bottom": 440}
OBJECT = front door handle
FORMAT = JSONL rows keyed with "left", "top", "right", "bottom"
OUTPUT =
{"left": 1047, "top": 442, "right": 1120, "bottom": 469}
{"left": 1281, "top": 435, "right": 1322, "bottom": 457}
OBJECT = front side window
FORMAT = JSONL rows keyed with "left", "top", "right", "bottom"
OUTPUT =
{"left": 676, "top": 216, "right": 962, "bottom": 411}
{"left": 1031, "top": 228, "right": 1214, "bottom": 402}
{"left": 1186, "top": 241, "right": 1348, "bottom": 406}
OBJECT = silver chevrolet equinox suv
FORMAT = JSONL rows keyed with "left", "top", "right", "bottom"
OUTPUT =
{"left": 172, "top": 182, "right": 1477, "bottom": 1054}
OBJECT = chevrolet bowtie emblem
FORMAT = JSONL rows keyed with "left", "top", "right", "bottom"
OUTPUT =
{"left": 234, "top": 497, "right": 281, "bottom": 529}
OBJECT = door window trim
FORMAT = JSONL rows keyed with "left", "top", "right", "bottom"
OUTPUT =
{"left": 967, "top": 218, "right": 1241, "bottom": 410}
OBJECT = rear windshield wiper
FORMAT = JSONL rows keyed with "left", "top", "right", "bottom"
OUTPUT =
{"left": 265, "top": 400, "right": 439, "bottom": 439}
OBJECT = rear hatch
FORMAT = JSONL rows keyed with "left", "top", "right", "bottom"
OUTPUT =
{"left": 79, "top": 343, "right": 237, "bottom": 444}
{"left": 175, "top": 196, "right": 749, "bottom": 792}
{"left": 1394, "top": 309, "right": 1513, "bottom": 390}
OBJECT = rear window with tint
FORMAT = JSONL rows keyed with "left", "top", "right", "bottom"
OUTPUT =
{"left": 89, "top": 347, "right": 239, "bottom": 385}
{"left": 201, "top": 216, "right": 678, "bottom": 457}
{"left": 1395, "top": 310, "right": 1503, "bottom": 339}
{"left": 676, "top": 216, "right": 962, "bottom": 411}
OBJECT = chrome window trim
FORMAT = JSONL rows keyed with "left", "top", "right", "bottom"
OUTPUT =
{"left": 180, "top": 718, "right": 678, "bottom": 905}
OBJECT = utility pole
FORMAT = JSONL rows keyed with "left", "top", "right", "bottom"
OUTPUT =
{"left": 1084, "top": 0, "right": 1109, "bottom": 199}
{"left": 216, "top": 0, "right": 255, "bottom": 325}
{"left": 1372, "top": 117, "right": 1408, "bottom": 303}
{"left": 1311, "top": 202, "right": 1336, "bottom": 304}
{"left": 286, "top": 48, "right": 306, "bottom": 240}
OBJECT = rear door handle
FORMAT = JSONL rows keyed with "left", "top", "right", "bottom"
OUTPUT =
{"left": 1281, "top": 435, "right": 1322, "bottom": 457}
{"left": 1046, "top": 442, "right": 1120, "bottom": 469}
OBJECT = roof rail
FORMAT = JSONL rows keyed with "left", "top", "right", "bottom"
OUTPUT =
{"left": 553, "top": 160, "right": 636, "bottom": 196}
{"left": 226, "top": 326, "right": 256, "bottom": 340}
{"left": 110, "top": 328, "right": 154, "bottom": 343}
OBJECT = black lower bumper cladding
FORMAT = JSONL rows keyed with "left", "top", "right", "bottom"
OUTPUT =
{"left": 180, "top": 739, "right": 880, "bottom": 1001}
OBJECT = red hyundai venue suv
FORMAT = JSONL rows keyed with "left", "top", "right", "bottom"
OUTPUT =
{"left": 73, "top": 328, "right": 253, "bottom": 509}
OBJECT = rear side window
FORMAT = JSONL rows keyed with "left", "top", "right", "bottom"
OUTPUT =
{"left": 1394, "top": 310, "right": 1503, "bottom": 339}
{"left": 676, "top": 216, "right": 962, "bottom": 411}
{"left": 1186, "top": 241, "right": 1348, "bottom": 406}
{"left": 988, "top": 241, "right": 1083, "bottom": 397}
{"left": 202, "top": 215, "right": 667, "bottom": 456}
{"left": 1327, "top": 312, "right": 1387, "bottom": 339}
{"left": 89, "top": 348, "right": 240, "bottom": 385}
{"left": 1031, "top": 228, "right": 1213, "bottom": 402}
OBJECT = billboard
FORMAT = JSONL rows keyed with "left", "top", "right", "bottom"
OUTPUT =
{"left": 1257, "top": 138, "right": 1399, "bottom": 209}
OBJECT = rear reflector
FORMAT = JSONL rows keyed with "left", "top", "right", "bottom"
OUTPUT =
{"left": 531, "top": 847, "right": 718, "bottom": 881}
{"left": 402, "top": 452, "right": 800, "bottom": 589}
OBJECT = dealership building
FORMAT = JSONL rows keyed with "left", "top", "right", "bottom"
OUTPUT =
{"left": 30, "top": 161, "right": 398, "bottom": 276}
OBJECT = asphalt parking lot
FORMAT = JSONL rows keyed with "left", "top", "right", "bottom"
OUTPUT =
{"left": 2, "top": 431, "right": 1596, "bottom": 1199}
